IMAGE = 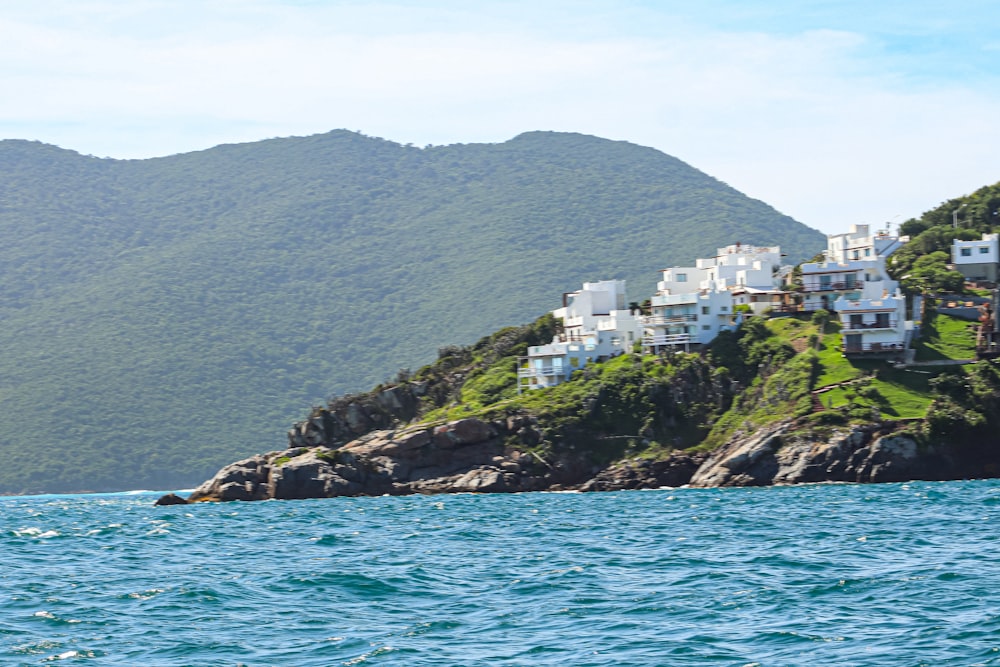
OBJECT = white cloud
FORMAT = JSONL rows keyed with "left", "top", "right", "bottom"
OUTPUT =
{"left": 1, "top": 1, "right": 999, "bottom": 233}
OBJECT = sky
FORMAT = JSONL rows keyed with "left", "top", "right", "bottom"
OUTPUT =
{"left": 2, "top": 1, "right": 999, "bottom": 234}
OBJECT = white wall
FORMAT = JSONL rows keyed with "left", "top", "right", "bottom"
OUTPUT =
{"left": 953, "top": 234, "right": 999, "bottom": 266}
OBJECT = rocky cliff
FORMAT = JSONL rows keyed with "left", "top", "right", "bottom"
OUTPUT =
{"left": 158, "top": 313, "right": 1000, "bottom": 505}
{"left": 688, "top": 420, "right": 955, "bottom": 486}
{"left": 180, "top": 416, "right": 577, "bottom": 503}
{"left": 159, "top": 416, "right": 992, "bottom": 505}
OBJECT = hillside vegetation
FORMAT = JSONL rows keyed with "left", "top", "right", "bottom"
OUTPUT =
{"left": 300, "top": 308, "right": 998, "bottom": 480}
{"left": 287, "top": 173, "right": 1000, "bottom": 478}
{"left": 889, "top": 181, "right": 1000, "bottom": 292}
{"left": 0, "top": 130, "right": 823, "bottom": 493}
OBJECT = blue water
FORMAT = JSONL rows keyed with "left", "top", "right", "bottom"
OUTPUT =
{"left": 2, "top": 482, "right": 1000, "bottom": 666}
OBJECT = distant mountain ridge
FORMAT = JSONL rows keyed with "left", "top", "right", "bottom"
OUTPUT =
{"left": 0, "top": 130, "right": 824, "bottom": 493}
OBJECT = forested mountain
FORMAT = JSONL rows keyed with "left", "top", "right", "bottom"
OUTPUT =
{"left": 0, "top": 130, "right": 823, "bottom": 493}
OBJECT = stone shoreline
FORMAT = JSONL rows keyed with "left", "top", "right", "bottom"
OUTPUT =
{"left": 157, "top": 416, "right": 988, "bottom": 505}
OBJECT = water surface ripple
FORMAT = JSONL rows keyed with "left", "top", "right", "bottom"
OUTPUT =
{"left": 2, "top": 481, "right": 1000, "bottom": 665}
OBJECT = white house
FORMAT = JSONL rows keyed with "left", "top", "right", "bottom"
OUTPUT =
{"left": 834, "top": 283, "right": 912, "bottom": 356}
{"left": 953, "top": 233, "right": 999, "bottom": 283}
{"left": 800, "top": 224, "right": 912, "bottom": 356}
{"left": 826, "top": 223, "right": 907, "bottom": 262}
{"left": 642, "top": 288, "right": 734, "bottom": 352}
{"left": 641, "top": 243, "right": 787, "bottom": 352}
{"left": 800, "top": 224, "right": 908, "bottom": 313}
{"left": 698, "top": 242, "right": 784, "bottom": 291}
{"left": 518, "top": 280, "right": 642, "bottom": 391}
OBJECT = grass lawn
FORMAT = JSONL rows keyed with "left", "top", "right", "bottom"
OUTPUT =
{"left": 914, "top": 313, "right": 978, "bottom": 361}
{"left": 766, "top": 315, "right": 818, "bottom": 345}
{"left": 816, "top": 369, "right": 934, "bottom": 420}
{"left": 811, "top": 321, "right": 882, "bottom": 388}
{"left": 872, "top": 376, "right": 935, "bottom": 419}
{"left": 809, "top": 318, "right": 937, "bottom": 419}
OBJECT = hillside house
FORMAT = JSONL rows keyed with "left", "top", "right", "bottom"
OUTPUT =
{"left": 835, "top": 286, "right": 911, "bottom": 356}
{"left": 641, "top": 243, "right": 787, "bottom": 352}
{"left": 800, "top": 224, "right": 913, "bottom": 356}
{"left": 518, "top": 280, "right": 642, "bottom": 391}
{"left": 952, "top": 233, "right": 999, "bottom": 283}
{"left": 800, "top": 224, "right": 908, "bottom": 313}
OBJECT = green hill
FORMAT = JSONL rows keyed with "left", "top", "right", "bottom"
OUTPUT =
{"left": 888, "top": 181, "right": 1000, "bottom": 292}
{"left": 0, "top": 130, "right": 823, "bottom": 494}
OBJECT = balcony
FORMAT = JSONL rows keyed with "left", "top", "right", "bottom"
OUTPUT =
{"left": 769, "top": 304, "right": 804, "bottom": 314}
{"left": 802, "top": 281, "right": 859, "bottom": 292}
{"left": 842, "top": 320, "right": 897, "bottom": 331}
{"left": 518, "top": 366, "right": 567, "bottom": 378}
{"left": 640, "top": 314, "right": 698, "bottom": 326}
{"left": 642, "top": 332, "right": 693, "bottom": 347}
{"left": 651, "top": 292, "right": 699, "bottom": 307}
{"left": 842, "top": 341, "right": 906, "bottom": 354}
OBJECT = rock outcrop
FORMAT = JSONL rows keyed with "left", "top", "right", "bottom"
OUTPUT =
{"left": 184, "top": 417, "right": 564, "bottom": 502}
{"left": 153, "top": 492, "right": 189, "bottom": 506}
{"left": 688, "top": 420, "right": 955, "bottom": 487}
{"left": 285, "top": 383, "right": 428, "bottom": 449}
{"left": 163, "top": 416, "right": 995, "bottom": 505}
{"left": 578, "top": 452, "right": 707, "bottom": 492}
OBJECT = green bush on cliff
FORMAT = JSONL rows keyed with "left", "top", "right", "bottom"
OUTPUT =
{"left": 510, "top": 351, "right": 736, "bottom": 464}
{"left": 317, "top": 303, "right": 995, "bottom": 473}
{"left": 924, "top": 361, "right": 1000, "bottom": 446}
{"left": 700, "top": 349, "right": 818, "bottom": 450}
{"left": 402, "top": 313, "right": 560, "bottom": 413}
{"left": 706, "top": 316, "right": 796, "bottom": 383}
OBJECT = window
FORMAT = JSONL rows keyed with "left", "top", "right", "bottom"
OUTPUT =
{"left": 701, "top": 306, "right": 710, "bottom": 315}
{"left": 981, "top": 246, "right": 991, "bottom": 254}
{"left": 961, "top": 248, "right": 972, "bottom": 257}
{"left": 865, "top": 248, "right": 871, "bottom": 256}
{"left": 720, "top": 306, "right": 728, "bottom": 312}
{"left": 676, "top": 273, "right": 688, "bottom": 282}
{"left": 701, "top": 325, "right": 711, "bottom": 331}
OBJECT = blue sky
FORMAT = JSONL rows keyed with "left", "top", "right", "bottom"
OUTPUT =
{"left": 2, "top": 1, "right": 999, "bottom": 234}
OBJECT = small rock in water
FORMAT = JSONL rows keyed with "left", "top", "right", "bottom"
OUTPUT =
{"left": 154, "top": 493, "right": 189, "bottom": 506}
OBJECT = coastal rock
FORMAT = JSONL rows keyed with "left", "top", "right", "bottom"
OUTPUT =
{"left": 187, "top": 455, "right": 272, "bottom": 502}
{"left": 451, "top": 467, "right": 513, "bottom": 493}
{"left": 345, "top": 402, "right": 373, "bottom": 434}
{"left": 579, "top": 452, "right": 708, "bottom": 491}
{"left": 183, "top": 403, "right": 982, "bottom": 504}
{"left": 267, "top": 449, "right": 373, "bottom": 499}
{"left": 688, "top": 422, "right": 787, "bottom": 487}
{"left": 185, "top": 417, "right": 530, "bottom": 502}
{"left": 154, "top": 492, "right": 189, "bottom": 506}
{"left": 432, "top": 418, "right": 496, "bottom": 448}
{"left": 689, "top": 420, "right": 950, "bottom": 487}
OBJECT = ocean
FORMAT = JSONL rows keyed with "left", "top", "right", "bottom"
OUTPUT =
{"left": 2, "top": 481, "right": 999, "bottom": 666}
